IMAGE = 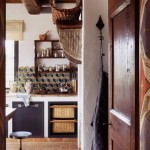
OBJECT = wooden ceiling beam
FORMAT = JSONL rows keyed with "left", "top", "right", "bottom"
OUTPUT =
{"left": 6, "top": 0, "right": 79, "bottom": 15}
{"left": 21, "top": 0, "right": 41, "bottom": 14}
{"left": 55, "top": 0, "right": 76, "bottom": 3}
{"left": 6, "top": 0, "right": 22, "bottom": 3}
{"left": 6, "top": 0, "right": 76, "bottom": 4}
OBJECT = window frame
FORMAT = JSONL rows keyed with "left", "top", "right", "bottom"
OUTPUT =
{"left": 14, "top": 41, "right": 19, "bottom": 80}
{"left": 5, "top": 40, "right": 19, "bottom": 89}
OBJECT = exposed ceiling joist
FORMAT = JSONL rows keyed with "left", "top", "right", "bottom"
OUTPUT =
{"left": 6, "top": 0, "right": 22, "bottom": 3}
{"left": 55, "top": 0, "right": 76, "bottom": 3}
{"left": 6, "top": 0, "right": 77, "bottom": 14}
{"left": 21, "top": 0, "right": 41, "bottom": 14}
{"left": 6, "top": 0, "right": 76, "bottom": 4}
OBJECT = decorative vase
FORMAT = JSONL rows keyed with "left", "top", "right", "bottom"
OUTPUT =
{"left": 25, "top": 80, "right": 32, "bottom": 94}
{"left": 9, "top": 81, "right": 17, "bottom": 93}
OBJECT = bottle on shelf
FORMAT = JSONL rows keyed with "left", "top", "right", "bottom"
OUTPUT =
{"left": 37, "top": 52, "right": 40, "bottom": 57}
{"left": 41, "top": 49, "right": 44, "bottom": 57}
{"left": 61, "top": 52, "right": 65, "bottom": 58}
{"left": 46, "top": 48, "right": 49, "bottom": 57}
{"left": 72, "top": 79, "right": 77, "bottom": 93}
{"left": 54, "top": 52, "right": 58, "bottom": 58}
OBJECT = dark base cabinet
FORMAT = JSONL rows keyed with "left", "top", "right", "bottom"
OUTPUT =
{"left": 48, "top": 102, "right": 78, "bottom": 138}
{"left": 12, "top": 102, "right": 44, "bottom": 138}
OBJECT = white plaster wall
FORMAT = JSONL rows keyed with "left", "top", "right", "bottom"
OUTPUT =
{"left": 77, "top": 64, "right": 82, "bottom": 148}
{"left": 82, "top": 0, "right": 108, "bottom": 149}
{"left": 6, "top": 4, "right": 59, "bottom": 67}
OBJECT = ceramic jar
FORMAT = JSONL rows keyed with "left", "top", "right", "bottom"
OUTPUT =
{"left": 25, "top": 80, "right": 32, "bottom": 94}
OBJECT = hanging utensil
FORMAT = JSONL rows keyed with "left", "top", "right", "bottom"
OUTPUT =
{"left": 39, "top": 30, "right": 49, "bottom": 40}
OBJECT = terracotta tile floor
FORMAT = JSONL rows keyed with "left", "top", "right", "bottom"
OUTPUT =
{"left": 6, "top": 138, "right": 79, "bottom": 150}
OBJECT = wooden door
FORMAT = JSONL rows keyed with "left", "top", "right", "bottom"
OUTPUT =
{"left": 0, "top": 0, "right": 6, "bottom": 150}
{"left": 108, "top": 0, "right": 139, "bottom": 149}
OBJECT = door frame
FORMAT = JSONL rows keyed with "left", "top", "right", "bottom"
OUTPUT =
{"left": 0, "top": 0, "right": 6, "bottom": 150}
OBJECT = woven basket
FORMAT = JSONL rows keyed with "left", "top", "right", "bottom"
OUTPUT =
{"left": 50, "top": 120, "right": 77, "bottom": 133}
{"left": 50, "top": 105, "right": 77, "bottom": 118}
{"left": 56, "top": 20, "right": 82, "bottom": 64}
{"left": 50, "top": 0, "right": 81, "bottom": 23}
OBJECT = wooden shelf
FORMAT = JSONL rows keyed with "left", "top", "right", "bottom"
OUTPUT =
{"left": 50, "top": 105, "right": 77, "bottom": 108}
{"left": 37, "top": 71, "right": 70, "bottom": 74}
{"left": 34, "top": 39, "right": 69, "bottom": 75}
{"left": 34, "top": 40, "right": 59, "bottom": 42}
{"left": 36, "top": 57, "right": 66, "bottom": 59}
{"left": 50, "top": 120, "right": 77, "bottom": 123}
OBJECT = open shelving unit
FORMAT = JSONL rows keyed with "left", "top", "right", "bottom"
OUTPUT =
{"left": 34, "top": 40, "right": 70, "bottom": 74}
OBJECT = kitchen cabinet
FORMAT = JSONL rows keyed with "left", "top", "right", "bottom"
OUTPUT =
{"left": 48, "top": 102, "right": 77, "bottom": 137}
{"left": 12, "top": 102, "right": 44, "bottom": 137}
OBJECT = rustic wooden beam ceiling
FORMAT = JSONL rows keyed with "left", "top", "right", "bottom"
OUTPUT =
{"left": 6, "top": 0, "right": 76, "bottom": 3}
{"left": 6, "top": 0, "right": 77, "bottom": 14}
{"left": 21, "top": 0, "right": 41, "bottom": 14}
{"left": 55, "top": 0, "right": 76, "bottom": 3}
{"left": 6, "top": 0, "right": 22, "bottom": 3}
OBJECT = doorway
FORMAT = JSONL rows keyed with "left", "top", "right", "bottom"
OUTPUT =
{"left": 5, "top": 1, "right": 80, "bottom": 150}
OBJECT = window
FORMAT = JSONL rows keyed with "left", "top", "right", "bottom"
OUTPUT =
{"left": 5, "top": 40, "right": 18, "bottom": 88}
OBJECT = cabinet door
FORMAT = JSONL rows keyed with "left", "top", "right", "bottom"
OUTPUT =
{"left": 13, "top": 102, "right": 44, "bottom": 137}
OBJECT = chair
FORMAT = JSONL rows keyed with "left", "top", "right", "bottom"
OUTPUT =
{"left": 10, "top": 131, "right": 32, "bottom": 150}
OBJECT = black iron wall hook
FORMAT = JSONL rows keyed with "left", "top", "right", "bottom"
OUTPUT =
{"left": 96, "top": 15, "right": 105, "bottom": 68}
{"left": 96, "top": 15, "right": 104, "bottom": 56}
{"left": 99, "top": 30, "right": 104, "bottom": 57}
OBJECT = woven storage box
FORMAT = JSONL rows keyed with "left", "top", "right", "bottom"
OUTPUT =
{"left": 50, "top": 0, "right": 81, "bottom": 23}
{"left": 50, "top": 120, "right": 77, "bottom": 133}
{"left": 50, "top": 105, "right": 77, "bottom": 118}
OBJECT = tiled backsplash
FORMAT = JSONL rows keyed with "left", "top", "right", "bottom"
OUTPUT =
{"left": 16, "top": 66, "right": 72, "bottom": 93}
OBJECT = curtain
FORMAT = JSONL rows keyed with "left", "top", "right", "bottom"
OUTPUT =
{"left": 6, "top": 20, "right": 24, "bottom": 40}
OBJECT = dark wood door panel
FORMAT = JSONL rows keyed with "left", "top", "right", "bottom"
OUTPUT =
{"left": 113, "top": 5, "right": 134, "bottom": 118}
{"left": 110, "top": 110, "right": 130, "bottom": 149}
{"left": 109, "top": 0, "right": 139, "bottom": 149}
{"left": 109, "top": 0, "right": 130, "bottom": 18}
{"left": 112, "top": 140, "right": 122, "bottom": 150}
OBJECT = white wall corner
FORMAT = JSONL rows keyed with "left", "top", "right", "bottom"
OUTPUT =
{"left": 82, "top": 0, "right": 108, "bottom": 149}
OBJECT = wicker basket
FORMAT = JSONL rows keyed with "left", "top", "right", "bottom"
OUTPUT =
{"left": 50, "top": 0, "right": 81, "bottom": 23}
{"left": 50, "top": 105, "right": 77, "bottom": 118}
{"left": 50, "top": 120, "right": 77, "bottom": 133}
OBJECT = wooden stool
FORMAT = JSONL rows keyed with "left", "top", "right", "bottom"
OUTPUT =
{"left": 10, "top": 131, "right": 32, "bottom": 150}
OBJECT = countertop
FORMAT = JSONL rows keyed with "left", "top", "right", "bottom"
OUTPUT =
{"left": 6, "top": 92, "right": 78, "bottom": 102}
{"left": 6, "top": 92, "right": 78, "bottom": 97}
